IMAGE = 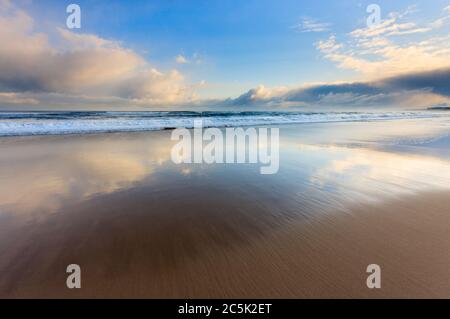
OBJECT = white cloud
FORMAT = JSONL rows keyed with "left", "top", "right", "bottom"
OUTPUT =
{"left": 175, "top": 54, "right": 189, "bottom": 64}
{"left": 429, "top": 5, "right": 450, "bottom": 29}
{"left": 314, "top": 6, "right": 450, "bottom": 79}
{"left": 350, "top": 18, "right": 429, "bottom": 38}
{"left": 351, "top": 4, "right": 450, "bottom": 38}
{"left": 0, "top": 3, "right": 194, "bottom": 108}
{"left": 315, "top": 35, "right": 343, "bottom": 53}
{"left": 292, "top": 17, "right": 331, "bottom": 33}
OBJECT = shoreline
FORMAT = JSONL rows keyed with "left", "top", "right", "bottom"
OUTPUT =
{"left": 0, "top": 110, "right": 447, "bottom": 138}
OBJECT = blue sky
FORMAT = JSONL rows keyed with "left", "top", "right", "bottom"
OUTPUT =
{"left": 1, "top": 0, "right": 450, "bottom": 109}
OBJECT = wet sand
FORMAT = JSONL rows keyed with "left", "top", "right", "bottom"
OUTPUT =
{"left": 0, "top": 119, "right": 449, "bottom": 298}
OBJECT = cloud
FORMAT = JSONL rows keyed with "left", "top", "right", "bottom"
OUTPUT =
{"left": 350, "top": 19, "right": 430, "bottom": 38}
{"left": 349, "top": 5, "right": 433, "bottom": 38}
{"left": 315, "top": 5, "right": 450, "bottom": 79}
{"left": 317, "top": 35, "right": 450, "bottom": 78}
{"left": 232, "top": 85, "right": 289, "bottom": 105}
{"left": 114, "top": 69, "right": 190, "bottom": 103}
{"left": 1, "top": 2, "right": 449, "bottom": 111}
{"left": 175, "top": 53, "right": 204, "bottom": 65}
{"left": 175, "top": 54, "right": 189, "bottom": 64}
{"left": 292, "top": 17, "right": 331, "bottom": 33}
{"left": 231, "top": 67, "right": 450, "bottom": 109}
{"left": 315, "top": 35, "right": 343, "bottom": 53}
{"left": 0, "top": 93, "right": 39, "bottom": 106}
{"left": 0, "top": 2, "right": 194, "bottom": 108}
{"left": 428, "top": 5, "right": 450, "bottom": 29}
{"left": 380, "top": 67, "right": 450, "bottom": 97}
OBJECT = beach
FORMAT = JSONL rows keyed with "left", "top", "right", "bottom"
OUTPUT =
{"left": 0, "top": 118, "right": 450, "bottom": 298}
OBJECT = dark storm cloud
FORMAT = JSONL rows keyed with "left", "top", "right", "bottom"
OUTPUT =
{"left": 232, "top": 68, "right": 450, "bottom": 108}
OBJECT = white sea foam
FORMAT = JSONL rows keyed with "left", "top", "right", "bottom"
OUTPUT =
{"left": 0, "top": 111, "right": 445, "bottom": 137}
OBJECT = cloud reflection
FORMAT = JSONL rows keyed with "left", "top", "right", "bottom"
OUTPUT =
{"left": 0, "top": 133, "right": 173, "bottom": 216}
{"left": 298, "top": 143, "right": 450, "bottom": 203}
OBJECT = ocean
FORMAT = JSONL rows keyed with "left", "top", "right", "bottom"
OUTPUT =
{"left": 0, "top": 110, "right": 446, "bottom": 136}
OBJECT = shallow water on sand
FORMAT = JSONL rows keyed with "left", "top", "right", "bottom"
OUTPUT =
{"left": 0, "top": 118, "right": 449, "bottom": 297}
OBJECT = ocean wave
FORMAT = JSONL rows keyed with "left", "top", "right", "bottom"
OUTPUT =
{"left": 0, "top": 111, "right": 444, "bottom": 137}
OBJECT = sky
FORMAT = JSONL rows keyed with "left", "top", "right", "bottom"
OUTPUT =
{"left": 0, "top": 0, "right": 449, "bottom": 110}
